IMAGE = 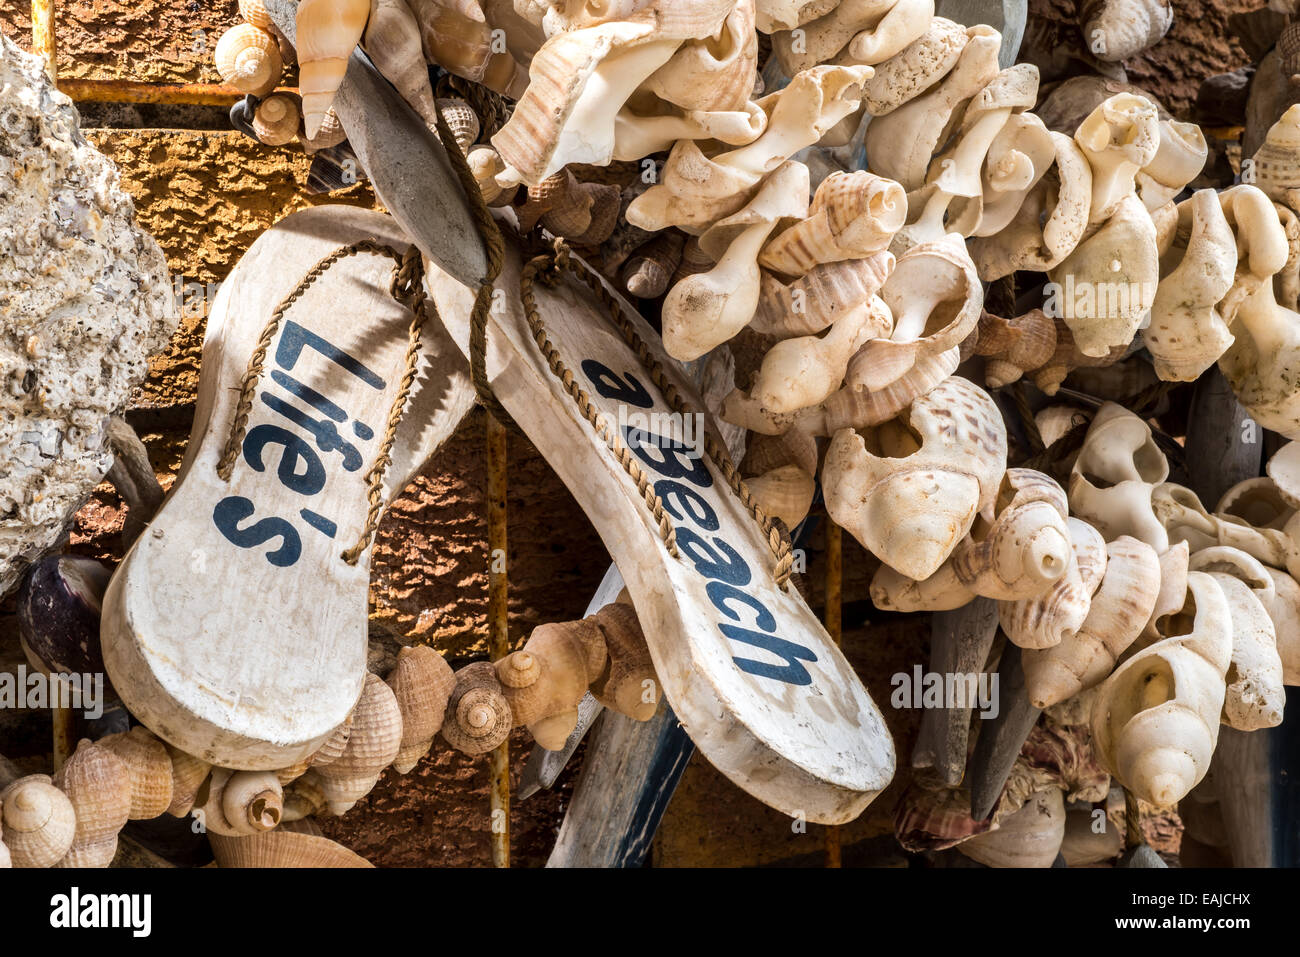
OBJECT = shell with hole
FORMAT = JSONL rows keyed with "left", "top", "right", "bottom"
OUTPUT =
{"left": 773, "top": 0, "right": 935, "bottom": 75}
{"left": 1022, "top": 536, "right": 1161, "bottom": 709}
{"left": 313, "top": 673, "right": 403, "bottom": 814}
{"left": 858, "top": 16, "right": 968, "bottom": 117}
{"left": 1068, "top": 403, "right": 1171, "bottom": 553}
{"left": 193, "top": 768, "right": 284, "bottom": 836}
{"left": 999, "top": 517, "right": 1107, "bottom": 650}
{"left": 52, "top": 740, "right": 131, "bottom": 868}
{"left": 1, "top": 775, "right": 76, "bottom": 868}
{"left": 1142, "top": 188, "right": 1238, "bottom": 382}
{"left": 642, "top": 0, "right": 758, "bottom": 114}
{"left": 823, "top": 375, "right": 1006, "bottom": 582}
{"left": 1137, "top": 119, "right": 1208, "bottom": 212}
{"left": 296, "top": 0, "right": 370, "bottom": 139}
{"left": 1187, "top": 547, "right": 1286, "bottom": 730}
{"left": 1091, "top": 570, "right": 1232, "bottom": 807}
{"left": 440, "top": 661, "right": 513, "bottom": 755}
{"left": 1152, "top": 482, "right": 1300, "bottom": 577}
{"left": 386, "top": 645, "right": 456, "bottom": 773}
{"left": 214, "top": 24, "right": 283, "bottom": 98}
{"left": 1218, "top": 263, "right": 1300, "bottom": 439}
{"left": 1075, "top": 93, "right": 1162, "bottom": 224}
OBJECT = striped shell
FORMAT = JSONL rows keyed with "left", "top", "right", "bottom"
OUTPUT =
{"left": 999, "top": 518, "right": 1108, "bottom": 650}
{"left": 52, "top": 740, "right": 131, "bottom": 868}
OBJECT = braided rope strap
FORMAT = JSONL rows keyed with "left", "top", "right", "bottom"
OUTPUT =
{"left": 518, "top": 239, "right": 796, "bottom": 591}
{"left": 215, "top": 240, "right": 430, "bottom": 566}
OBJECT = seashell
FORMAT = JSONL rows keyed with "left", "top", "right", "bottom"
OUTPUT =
{"left": 968, "top": 131, "right": 1092, "bottom": 281}
{"left": 1030, "top": 315, "right": 1127, "bottom": 396}
{"left": 823, "top": 376, "right": 1006, "bottom": 581}
{"left": 587, "top": 600, "right": 660, "bottom": 721}
{"left": 1267, "top": 441, "right": 1300, "bottom": 511}
{"left": 850, "top": 233, "right": 982, "bottom": 394}
{"left": 1136, "top": 119, "right": 1207, "bottom": 212}
{"left": 296, "top": 0, "right": 369, "bottom": 139}
{"left": 747, "top": 295, "right": 892, "bottom": 413}
{"left": 751, "top": 251, "right": 894, "bottom": 338}
{"left": 1061, "top": 801, "right": 1124, "bottom": 866}
{"left": 818, "top": 346, "right": 956, "bottom": 436}
{"left": 222, "top": 771, "right": 284, "bottom": 833}
{"left": 746, "top": 463, "right": 817, "bottom": 530}
{"left": 1048, "top": 192, "right": 1158, "bottom": 358}
{"left": 858, "top": 16, "right": 968, "bottom": 117}
{"left": 1142, "top": 188, "right": 1238, "bottom": 382}
{"left": 1091, "top": 570, "right": 1233, "bottom": 807}
{"left": 467, "top": 145, "right": 518, "bottom": 207}
{"left": 759, "top": 171, "right": 906, "bottom": 277}
{"left": 300, "top": 107, "right": 347, "bottom": 152}
{"left": 775, "top": 0, "right": 934, "bottom": 74}
{"left": 441, "top": 661, "right": 513, "bottom": 755}
{"left": 1069, "top": 403, "right": 1170, "bottom": 552}
{"left": 0, "top": 776, "right": 76, "bottom": 868}
{"left": 1273, "top": 200, "right": 1300, "bottom": 313}
{"left": 365, "top": 0, "right": 439, "bottom": 129}
{"left": 99, "top": 726, "right": 174, "bottom": 821}
{"left": 1023, "top": 536, "right": 1161, "bottom": 709}
{"left": 869, "top": 559, "right": 973, "bottom": 613}
{"left": 1035, "top": 404, "right": 1092, "bottom": 450}
{"left": 385, "top": 645, "right": 456, "bottom": 774}
{"left": 973, "top": 309, "right": 1057, "bottom": 389}
{"left": 1251, "top": 104, "right": 1300, "bottom": 207}
{"left": 1217, "top": 185, "right": 1290, "bottom": 325}
{"left": 215, "top": 24, "right": 283, "bottom": 98}
{"left": 1075, "top": 93, "right": 1162, "bottom": 225}
{"left": 950, "top": 469, "right": 1073, "bottom": 602}
{"left": 957, "top": 787, "right": 1066, "bottom": 868}
{"left": 972, "top": 112, "right": 1058, "bottom": 239}
{"left": 865, "top": 25, "right": 1001, "bottom": 192}
{"left": 1153, "top": 482, "right": 1300, "bottom": 576}
{"left": 755, "top": 0, "right": 838, "bottom": 33}
{"left": 239, "top": 0, "right": 272, "bottom": 28}
{"left": 16, "top": 554, "right": 110, "bottom": 678}
{"left": 251, "top": 93, "right": 301, "bottom": 147}
{"left": 1218, "top": 477, "right": 1296, "bottom": 531}
{"left": 412, "top": 0, "right": 528, "bottom": 97}
{"left": 163, "top": 744, "right": 211, "bottom": 818}
{"left": 1140, "top": 540, "right": 1190, "bottom": 644}
{"left": 742, "top": 429, "right": 819, "bottom": 480}
{"left": 51, "top": 740, "right": 131, "bottom": 868}
{"left": 497, "top": 614, "right": 608, "bottom": 750}
{"left": 313, "top": 673, "right": 403, "bottom": 815}
{"left": 281, "top": 770, "right": 327, "bottom": 822}
{"left": 210, "top": 829, "right": 373, "bottom": 867}
{"left": 627, "top": 65, "right": 873, "bottom": 234}
{"left": 275, "top": 760, "right": 310, "bottom": 786}
{"left": 612, "top": 98, "right": 768, "bottom": 161}
{"left": 623, "top": 231, "right": 685, "bottom": 299}
{"left": 661, "top": 160, "right": 810, "bottom": 361}
{"left": 308, "top": 712, "right": 354, "bottom": 768}
{"left": 642, "top": 0, "right": 757, "bottom": 114}
{"left": 1187, "top": 547, "right": 1286, "bottom": 729}
{"left": 1079, "top": 0, "right": 1172, "bottom": 63}
{"left": 1000, "top": 517, "right": 1107, "bottom": 650}
{"left": 437, "top": 97, "right": 480, "bottom": 154}
{"left": 1218, "top": 270, "right": 1300, "bottom": 440}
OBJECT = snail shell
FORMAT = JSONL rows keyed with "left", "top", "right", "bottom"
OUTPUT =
{"left": 999, "top": 517, "right": 1108, "bottom": 650}
{"left": 215, "top": 23, "right": 283, "bottom": 98}
{"left": 296, "top": 0, "right": 370, "bottom": 138}
{"left": 441, "top": 661, "right": 513, "bottom": 755}
{"left": 252, "top": 93, "right": 301, "bottom": 147}
{"left": 52, "top": 740, "right": 131, "bottom": 868}
{"left": 99, "top": 726, "right": 174, "bottom": 821}
{"left": 587, "top": 601, "right": 659, "bottom": 722}
{"left": 308, "top": 711, "right": 354, "bottom": 768}
{"left": 1, "top": 776, "right": 76, "bottom": 868}
{"left": 313, "top": 673, "right": 403, "bottom": 815}
{"left": 497, "top": 617, "right": 608, "bottom": 750}
{"left": 385, "top": 645, "right": 456, "bottom": 774}
{"left": 1079, "top": 0, "right": 1172, "bottom": 63}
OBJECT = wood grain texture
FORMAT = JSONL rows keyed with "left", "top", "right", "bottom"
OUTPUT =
{"left": 969, "top": 642, "right": 1041, "bottom": 820}
{"left": 427, "top": 234, "right": 896, "bottom": 824}
{"left": 101, "top": 206, "right": 476, "bottom": 769}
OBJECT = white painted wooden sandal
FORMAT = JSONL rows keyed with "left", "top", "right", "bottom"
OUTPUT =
{"left": 102, "top": 205, "right": 476, "bottom": 770}
{"left": 426, "top": 235, "right": 897, "bottom": 824}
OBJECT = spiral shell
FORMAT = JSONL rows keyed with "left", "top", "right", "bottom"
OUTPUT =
{"left": 313, "top": 673, "right": 403, "bottom": 815}
{"left": 1079, "top": 0, "right": 1173, "bottom": 64}
{"left": 238, "top": 0, "right": 272, "bottom": 29}
{"left": 437, "top": 96, "right": 481, "bottom": 154}
{"left": 252, "top": 93, "right": 301, "bottom": 147}
{"left": 1, "top": 776, "right": 76, "bottom": 868}
{"left": 99, "top": 726, "right": 174, "bottom": 821}
{"left": 441, "top": 661, "right": 513, "bottom": 755}
{"left": 1251, "top": 104, "right": 1300, "bottom": 205}
{"left": 214, "top": 24, "right": 283, "bottom": 98}
{"left": 497, "top": 617, "right": 608, "bottom": 750}
{"left": 385, "top": 645, "right": 456, "bottom": 774}
{"left": 1000, "top": 518, "right": 1108, "bottom": 650}
{"left": 296, "top": 0, "right": 369, "bottom": 138}
{"left": 51, "top": 740, "right": 131, "bottom": 868}
{"left": 623, "top": 231, "right": 685, "bottom": 299}
{"left": 209, "top": 829, "right": 373, "bottom": 868}
{"left": 308, "top": 712, "right": 354, "bottom": 768}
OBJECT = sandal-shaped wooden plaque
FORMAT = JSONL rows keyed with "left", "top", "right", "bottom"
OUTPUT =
{"left": 102, "top": 206, "right": 476, "bottom": 769}
{"left": 427, "top": 238, "right": 896, "bottom": 824}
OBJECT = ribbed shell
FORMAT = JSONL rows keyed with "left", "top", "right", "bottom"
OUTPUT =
{"left": 99, "top": 727, "right": 174, "bottom": 820}
{"left": 386, "top": 645, "right": 456, "bottom": 774}
{"left": 209, "top": 829, "right": 373, "bottom": 867}
{"left": 52, "top": 740, "right": 131, "bottom": 868}
{"left": 752, "top": 251, "right": 894, "bottom": 338}
{"left": 624, "top": 231, "right": 685, "bottom": 299}
{"left": 252, "top": 93, "right": 300, "bottom": 147}
{"left": 308, "top": 712, "right": 354, "bottom": 768}
{"left": 974, "top": 309, "right": 1057, "bottom": 389}
{"left": 1000, "top": 518, "right": 1108, "bottom": 650}
{"left": 642, "top": 0, "right": 757, "bottom": 113}
{"left": 759, "top": 172, "right": 907, "bottom": 276}
{"left": 440, "top": 661, "right": 513, "bottom": 755}
{"left": 437, "top": 97, "right": 481, "bottom": 154}
{"left": 314, "top": 674, "right": 402, "bottom": 815}
{"left": 214, "top": 24, "right": 282, "bottom": 98}
{"left": 588, "top": 602, "right": 659, "bottom": 721}
{"left": 1, "top": 776, "right": 76, "bottom": 868}
{"left": 238, "top": 0, "right": 272, "bottom": 28}
{"left": 821, "top": 347, "right": 958, "bottom": 434}
{"left": 1251, "top": 104, "right": 1300, "bottom": 204}
{"left": 497, "top": 619, "right": 607, "bottom": 750}
{"left": 296, "top": 0, "right": 369, "bottom": 137}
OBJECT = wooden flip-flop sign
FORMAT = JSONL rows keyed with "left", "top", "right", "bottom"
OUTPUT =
{"left": 101, "top": 207, "right": 476, "bottom": 769}
{"left": 427, "top": 237, "right": 897, "bottom": 824}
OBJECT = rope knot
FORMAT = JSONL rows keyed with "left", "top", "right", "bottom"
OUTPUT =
{"left": 390, "top": 246, "right": 426, "bottom": 309}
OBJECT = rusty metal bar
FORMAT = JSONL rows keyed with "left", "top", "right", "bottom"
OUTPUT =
{"left": 59, "top": 78, "right": 296, "bottom": 106}
{"left": 824, "top": 519, "right": 843, "bottom": 868}
{"left": 486, "top": 411, "right": 511, "bottom": 868}
{"left": 30, "top": 0, "right": 56, "bottom": 83}
{"left": 51, "top": 706, "right": 73, "bottom": 773}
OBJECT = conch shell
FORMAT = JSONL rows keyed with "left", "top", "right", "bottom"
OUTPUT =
{"left": 0, "top": 776, "right": 76, "bottom": 868}
{"left": 296, "top": 0, "right": 370, "bottom": 138}
{"left": 1022, "top": 536, "right": 1161, "bottom": 709}
{"left": 972, "top": 308, "right": 1057, "bottom": 389}
{"left": 385, "top": 645, "right": 456, "bottom": 774}
{"left": 823, "top": 376, "right": 1006, "bottom": 581}
{"left": 774, "top": 0, "right": 935, "bottom": 74}
{"left": 313, "top": 673, "right": 403, "bottom": 814}
{"left": 1091, "top": 570, "right": 1232, "bottom": 807}
{"left": 999, "top": 517, "right": 1107, "bottom": 650}
{"left": 52, "top": 740, "right": 131, "bottom": 868}
{"left": 1069, "top": 403, "right": 1170, "bottom": 552}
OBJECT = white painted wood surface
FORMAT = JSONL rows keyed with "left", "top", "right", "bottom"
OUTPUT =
{"left": 426, "top": 235, "right": 896, "bottom": 823}
{"left": 102, "top": 206, "right": 476, "bottom": 770}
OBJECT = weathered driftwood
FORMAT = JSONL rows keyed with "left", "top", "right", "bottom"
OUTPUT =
{"left": 1184, "top": 368, "right": 1263, "bottom": 508}
{"left": 105, "top": 417, "right": 165, "bottom": 550}
{"left": 427, "top": 233, "right": 896, "bottom": 824}
{"left": 101, "top": 207, "right": 476, "bottom": 769}
{"left": 935, "top": 0, "right": 1028, "bottom": 68}
{"left": 969, "top": 642, "right": 1042, "bottom": 820}
{"left": 264, "top": 0, "right": 486, "bottom": 286}
{"left": 911, "top": 597, "right": 999, "bottom": 787}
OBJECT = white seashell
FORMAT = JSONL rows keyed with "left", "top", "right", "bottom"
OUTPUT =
{"left": 296, "top": 0, "right": 369, "bottom": 139}
{"left": 1069, "top": 403, "right": 1170, "bottom": 552}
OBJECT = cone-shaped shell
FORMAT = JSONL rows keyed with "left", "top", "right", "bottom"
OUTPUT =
{"left": 1, "top": 776, "right": 76, "bottom": 868}
{"left": 365, "top": 0, "right": 439, "bottom": 129}
{"left": 824, "top": 376, "right": 1006, "bottom": 581}
{"left": 1252, "top": 104, "right": 1300, "bottom": 204}
{"left": 52, "top": 740, "right": 130, "bottom": 868}
{"left": 1023, "top": 536, "right": 1162, "bottom": 708}
{"left": 215, "top": 24, "right": 283, "bottom": 98}
{"left": 386, "top": 645, "right": 456, "bottom": 774}
{"left": 441, "top": 661, "right": 513, "bottom": 755}
{"left": 99, "top": 726, "right": 173, "bottom": 821}
{"left": 296, "top": 0, "right": 369, "bottom": 138}
{"left": 1091, "top": 571, "right": 1232, "bottom": 807}
{"left": 1000, "top": 517, "right": 1108, "bottom": 650}
{"left": 498, "top": 617, "right": 608, "bottom": 750}
{"left": 751, "top": 251, "right": 894, "bottom": 338}
{"left": 313, "top": 673, "right": 403, "bottom": 815}
{"left": 820, "top": 346, "right": 958, "bottom": 434}
{"left": 210, "top": 829, "right": 373, "bottom": 867}
{"left": 957, "top": 787, "right": 1066, "bottom": 868}
{"left": 643, "top": 0, "right": 757, "bottom": 114}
